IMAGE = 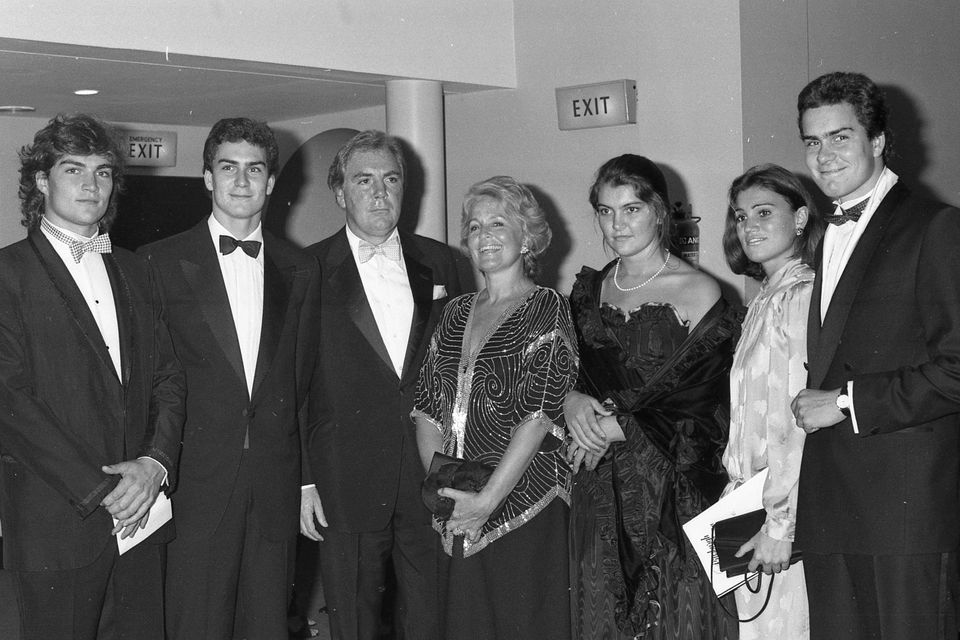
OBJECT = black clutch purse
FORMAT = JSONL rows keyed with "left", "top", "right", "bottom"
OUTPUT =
{"left": 420, "top": 452, "right": 503, "bottom": 522}
{"left": 713, "top": 508, "right": 802, "bottom": 577}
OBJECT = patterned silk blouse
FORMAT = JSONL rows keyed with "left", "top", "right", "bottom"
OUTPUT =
{"left": 413, "top": 286, "right": 578, "bottom": 557}
{"left": 723, "top": 258, "right": 814, "bottom": 541}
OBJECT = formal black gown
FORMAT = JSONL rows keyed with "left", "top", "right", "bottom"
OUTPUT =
{"left": 569, "top": 264, "right": 742, "bottom": 640}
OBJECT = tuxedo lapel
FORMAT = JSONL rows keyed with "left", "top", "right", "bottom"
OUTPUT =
{"left": 324, "top": 231, "right": 396, "bottom": 378}
{"left": 251, "top": 240, "right": 291, "bottom": 398}
{"left": 103, "top": 255, "right": 134, "bottom": 386}
{"left": 179, "top": 224, "right": 245, "bottom": 385}
{"left": 400, "top": 236, "right": 434, "bottom": 385}
{"left": 27, "top": 232, "right": 119, "bottom": 383}
{"left": 809, "top": 184, "right": 907, "bottom": 387}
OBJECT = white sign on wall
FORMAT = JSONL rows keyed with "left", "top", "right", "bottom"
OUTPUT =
{"left": 119, "top": 130, "right": 177, "bottom": 167}
{"left": 555, "top": 80, "right": 637, "bottom": 131}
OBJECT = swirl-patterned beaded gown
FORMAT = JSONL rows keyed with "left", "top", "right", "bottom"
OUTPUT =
{"left": 413, "top": 286, "right": 579, "bottom": 639}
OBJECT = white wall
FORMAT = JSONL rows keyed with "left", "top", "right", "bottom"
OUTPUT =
{"left": 445, "top": 0, "right": 744, "bottom": 296}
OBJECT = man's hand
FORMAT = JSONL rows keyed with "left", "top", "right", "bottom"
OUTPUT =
{"left": 791, "top": 388, "right": 845, "bottom": 433}
{"left": 300, "top": 486, "right": 327, "bottom": 542}
{"left": 101, "top": 458, "right": 165, "bottom": 535}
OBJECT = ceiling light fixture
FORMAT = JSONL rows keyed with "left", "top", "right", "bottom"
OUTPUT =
{"left": 0, "top": 105, "right": 36, "bottom": 113}
{"left": 74, "top": 89, "right": 99, "bottom": 96}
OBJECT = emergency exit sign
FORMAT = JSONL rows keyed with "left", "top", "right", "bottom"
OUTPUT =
{"left": 119, "top": 130, "right": 177, "bottom": 167}
{"left": 555, "top": 80, "right": 637, "bottom": 131}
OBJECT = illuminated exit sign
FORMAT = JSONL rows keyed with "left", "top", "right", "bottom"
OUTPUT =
{"left": 555, "top": 80, "right": 637, "bottom": 131}
{"left": 119, "top": 129, "right": 177, "bottom": 167}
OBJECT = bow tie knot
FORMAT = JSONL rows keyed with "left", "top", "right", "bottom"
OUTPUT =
{"left": 357, "top": 237, "right": 402, "bottom": 263}
{"left": 219, "top": 235, "right": 262, "bottom": 258}
{"left": 826, "top": 198, "right": 870, "bottom": 226}
{"left": 40, "top": 217, "right": 112, "bottom": 263}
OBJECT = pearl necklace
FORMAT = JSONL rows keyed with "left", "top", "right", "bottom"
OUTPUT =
{"left": 613, "top": 254, "right": 670, "bottom": 292}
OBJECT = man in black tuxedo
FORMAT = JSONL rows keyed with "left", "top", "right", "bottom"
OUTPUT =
{"left": 140, "top": 118, "right": 320, "bottom": 639}
{"left": 792, "top": 71, "right": 960, "bottom": 639}
{"left": 0, "top": 114, "right": 185, "bottom": 639}
{"left": 299, "top": 130, "right": 461, "bottom": 640}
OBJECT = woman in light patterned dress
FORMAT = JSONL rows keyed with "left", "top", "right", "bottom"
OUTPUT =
{"left": 412, "top": 176, "right": 578, "bottom": 640}
{"left": 721, "top": 163, "right": 825, "bottom": 639}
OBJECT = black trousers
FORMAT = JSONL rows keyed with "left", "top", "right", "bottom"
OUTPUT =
{"left": 316, "top": 508, "right": 440, "bottom": 640}
{"left": 805, "top": 550, "right": 958, "bottom": 640}
{"left": 14, "top": 537, "right": 164, "bottom": 640}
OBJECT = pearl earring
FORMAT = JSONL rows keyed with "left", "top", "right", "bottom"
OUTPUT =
{"left": 520, "top": 243, "right": 529, "bottom": 254}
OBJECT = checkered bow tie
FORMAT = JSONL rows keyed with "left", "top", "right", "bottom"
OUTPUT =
{"left": 41, "top": 217, "right": 112, "bottom": 263}
{"left": 357, "top": 237, "right": 402, "bottom": 263}
{"left": 826, "top": 198, "right": 870, "bottom": 226}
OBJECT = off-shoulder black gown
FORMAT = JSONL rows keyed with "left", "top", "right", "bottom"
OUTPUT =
{"left": 569, "top": 263, "right": 742, "bottom": 640}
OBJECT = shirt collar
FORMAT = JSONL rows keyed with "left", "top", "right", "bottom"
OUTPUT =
{"left": 344, "top": 224, "right": 400, "bottom": 257}
{"left": 41, "top": 215, "right": 100, "bottom": 241}
{"left": 207, "top": 215, "right": 263, "bottom": 247}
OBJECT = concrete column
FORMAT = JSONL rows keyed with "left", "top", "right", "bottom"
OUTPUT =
{"left": 386, "top": 79, "right": 447, "bottom": 242}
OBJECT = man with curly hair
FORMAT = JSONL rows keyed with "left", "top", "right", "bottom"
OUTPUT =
{"left": 0, "top": 113, "right": 185, "bottom": 639}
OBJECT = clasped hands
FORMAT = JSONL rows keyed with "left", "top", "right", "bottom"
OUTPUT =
{"left": 564, "top": 390, "right": 620, "bottom": 472}
{"left": 790, "top": 387, "right": 845, "bottom": 434}
{"left": 440, "top": 487, "right": 499, "bottom": 544}
{"left": 100, "top": 457, "right": 165, "bottom": 539}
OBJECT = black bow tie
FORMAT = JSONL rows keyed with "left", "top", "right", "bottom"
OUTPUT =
{"left": 219, "top": 235, "right": 261, "bottom": 258}
{"left": 826, "top": 198, "right": 870, "bottom": 226}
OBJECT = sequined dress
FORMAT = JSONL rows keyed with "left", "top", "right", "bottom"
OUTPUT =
{"left": 569, "top": 263, "right": 741, "bottom": 640}
{"left": 413, "top": 286, "right": 578, "bottom": 639}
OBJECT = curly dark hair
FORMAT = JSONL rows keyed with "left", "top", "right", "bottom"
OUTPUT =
{"left": 723, "top": 163, "right": 824, "bottom": 281}
{"left": 18, "top": 113, "right": 126, "bottom": 232}
{"left": 797, "top": 71, "right": 890, "bottom": 162}
{"left": 202, "top": 117, "right": 280, "bottom": 176}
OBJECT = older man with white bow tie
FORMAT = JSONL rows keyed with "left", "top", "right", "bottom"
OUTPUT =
{"left": 300, "top": 130, "right": 461, "bottom": 640}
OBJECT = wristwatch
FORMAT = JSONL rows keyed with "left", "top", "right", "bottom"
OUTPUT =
{"left": 835, "top": 384, "right": 851, "bottom": 417}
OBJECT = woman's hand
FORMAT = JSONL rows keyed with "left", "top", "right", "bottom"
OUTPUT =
{"left": 564, "top": 390, "right": 610, "bottom": 452}
{"left": 440, "top": 487, "right": 498, "bottom": 543}
{"left": 566, "top": 440, "right": 608, "bottom": 473}
{"left": 735, "top": 530, "right": 794, "bottom": 575}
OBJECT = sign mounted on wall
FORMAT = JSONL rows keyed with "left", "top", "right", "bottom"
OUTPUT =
{"left": 119, "top": 130, "right": 177, "bottom": 167}
{"left": 555, "top": 80, "right": 637, "bottom": 131}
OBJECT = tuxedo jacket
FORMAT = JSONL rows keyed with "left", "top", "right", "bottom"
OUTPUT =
{"left": 798, "top": 183, "right": 960, "bottom": 555}
{"left": 0, "top": 231, "right": 185, "bottom": 571}
{"left": 140, "top": 220, "right": 320, "bottom": 541}
{"left": 305, "top": 228, "right": 461, "bottom": 532}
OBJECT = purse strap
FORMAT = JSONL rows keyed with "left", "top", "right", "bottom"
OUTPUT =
{"left": 709, "top": 534, "right": 775, "bottom": 622}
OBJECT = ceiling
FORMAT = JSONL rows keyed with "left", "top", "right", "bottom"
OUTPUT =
{"left": 0, "top": 38, "right": 486, "bottom": 127}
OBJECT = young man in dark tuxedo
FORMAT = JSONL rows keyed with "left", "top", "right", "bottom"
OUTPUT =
{"left": 299, "top": 130, "right": 461, "bottom": 640}
{"left": 140, "top": 118, "right": 321, "bottom": 639}
{"left": 0, "top": 114, "right": 186, "bottom": 639}
{"left": 791, "top": 71, "right": 960, "bottom": 639}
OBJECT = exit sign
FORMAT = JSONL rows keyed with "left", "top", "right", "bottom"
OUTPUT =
{"left": 555, "top": 80, "right": 637, "bottom": 131}
{"left": 119, "top": 129, "right": 177, "bottom": 167}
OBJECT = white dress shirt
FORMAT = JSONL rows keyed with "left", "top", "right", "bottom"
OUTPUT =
{"left": 207, "top": 216, "right": 264, "bottom": 398}
{"left": 41, "top": 217, "right": 122, "bottom": 377}
{"left": 819, "top": 167, "right": 899, "bottom": 434}
{"left": 345, "top": 225, "right": 414, "bottom": 377}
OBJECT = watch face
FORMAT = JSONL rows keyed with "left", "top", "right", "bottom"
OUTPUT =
{"left": 837, "top": 393, "right": 851, "bottom": 410}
